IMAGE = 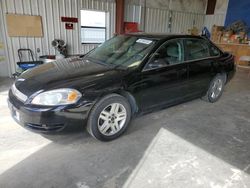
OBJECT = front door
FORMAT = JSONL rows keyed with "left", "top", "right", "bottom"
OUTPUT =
{"left": 135, "top": 39, "right": 189, "bottom": 111}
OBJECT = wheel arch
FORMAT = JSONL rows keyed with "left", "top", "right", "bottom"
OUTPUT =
{"left": 88, "top": 89, "right": 139, "bottom": 117}
{"left": 217, "top": 71, "right": 227, "bottom": 84}
{"left": 214, "top": 60, "right": 229, "bottom": 83}
{"left": 115, "top": 90, "right": 139, "bottom": 115}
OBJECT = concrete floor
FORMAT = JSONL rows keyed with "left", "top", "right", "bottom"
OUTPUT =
{"left": 0, "top": 71, "right": 250, "bottom": 188}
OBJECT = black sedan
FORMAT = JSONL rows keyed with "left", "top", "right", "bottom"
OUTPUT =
{"left": 8, "top": 34, "right": 235, "bottom": 141}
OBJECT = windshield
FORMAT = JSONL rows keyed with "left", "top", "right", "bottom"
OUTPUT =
{"left": 85, "top": 35, "right": 156, "bottom": 68}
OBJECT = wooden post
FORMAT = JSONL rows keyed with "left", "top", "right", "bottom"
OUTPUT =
{"left": 115, "top": 0, "right": 125, "bottom": 34}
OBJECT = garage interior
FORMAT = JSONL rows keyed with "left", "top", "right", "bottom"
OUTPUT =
{"left": 0, "top": 0, "right": 250, "bottom": 187}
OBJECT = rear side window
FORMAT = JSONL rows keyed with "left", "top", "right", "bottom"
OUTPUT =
{"left": 185, "top": 39, "right": 210, "bottom": 61}
{"left": 209, "top": 43, "right": 220, "bottom": 56}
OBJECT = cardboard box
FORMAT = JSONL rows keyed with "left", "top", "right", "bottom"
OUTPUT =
{"left": 211, "top": 31, "right": 223, "bottom": 43}
{"left": 212, "top": 25, "right": 224, "bottom": 33}
{"left": 211, "top": 25, "right": 224, "bottom": 43}
{"left": 188, "top": 27, "right": 199, "bottom": 35}
{"left": 222, "top": 36, "right": 230, "bottom": 43}
{"left": 223, "top": 31, "right": 233, "bottom": 37}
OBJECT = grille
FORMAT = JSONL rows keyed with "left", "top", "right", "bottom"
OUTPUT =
{"left": 26, "top": 123, "right": 64, "bottom": 131}
{"left": 12, "top": 84, "right": 28, "bottom": 102}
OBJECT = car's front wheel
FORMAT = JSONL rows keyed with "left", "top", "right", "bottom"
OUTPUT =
{"left": 203, "top": 74, "right": 226, "bottom": 103}
{"left": 87, "top": 94, "right": 131, "bottom": 141}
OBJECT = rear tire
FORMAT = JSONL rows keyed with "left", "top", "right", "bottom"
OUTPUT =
{"left": 87, "top": 94, "right": 131, "bottom": 141}
{"left": 202, "top": 74, "right": 226, "bottom": 103}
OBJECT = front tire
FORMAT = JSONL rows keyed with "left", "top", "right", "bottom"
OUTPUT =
{"left": 87, "top": 94, "right": 131, "bottom": 141}
{"left": 202, "top": 74, "right": 226, "bottom": 103}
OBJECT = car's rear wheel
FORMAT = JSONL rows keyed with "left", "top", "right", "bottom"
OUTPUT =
{"left": 87, "top": 94, "right": 131, "bottom": 141}
{"left": 202, "top": 74, "right": 226, "bottom": 103}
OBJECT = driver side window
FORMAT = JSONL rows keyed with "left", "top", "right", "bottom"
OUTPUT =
{"left": 145, "top": 39, "right": 184, "bottom": 70}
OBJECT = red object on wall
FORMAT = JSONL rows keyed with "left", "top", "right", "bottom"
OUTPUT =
{"left": 124, "top": 22, "right": 139, "bottom": 33}
{"left": 65, "top": 23, "right": 74, "bottom": 30}
{"left": 61, "top": 17, "right": 78, "bottom": 23}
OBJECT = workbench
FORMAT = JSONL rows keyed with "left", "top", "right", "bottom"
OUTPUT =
{"left": 215, "top": 43, "right": 250, "bottom": 65}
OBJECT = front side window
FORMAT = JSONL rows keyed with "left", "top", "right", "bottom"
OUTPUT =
{"left": 157, "top": 40, "right": 184, "bottom": 65}
{"left": 85, "top": 35, "right": 156, "bottom": 68}
{"left": 185, "top": 39, "right": 210, "bottom": 61}
{"left": 145, "top": 39, "right": 184, "bottom": 70}
{"left": 81, "top": 10, "right": 106, "bottom": 44}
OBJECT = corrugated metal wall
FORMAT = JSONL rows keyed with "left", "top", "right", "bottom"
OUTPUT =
{"left": 0, "top": 1, "right": 8, "bottom": 77}
{"left": 127, "top": 0, "right": 207, "bottom": 14}
{"left": 144, "top": 8, "right": 170, "bottom": 33}
{"left": 125, "top": 5, "right": 205, "bottom": 34}
{"left": 204, "top": 14, "right": 226, "bottom": 32}
{"left": 0, "top": 0, "right": 116, "bottom": 76}
{"left": 125, "top": 4, "right": 142, "bottom": 23}
{"left": 204, "top": 0, "right": 228, "bottom": 32}
{"left": 171, "top": 11, "right": 205, "bottom": 34}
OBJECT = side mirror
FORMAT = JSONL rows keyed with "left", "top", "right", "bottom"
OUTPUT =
{"left": 147, "top": 53, "right": 162, "bottom": 69}
{"left": 148, "top": 62, "right": 161, "bottom": 69}
{"left": 146, "top": 52, "right": 169, "bottom": 70}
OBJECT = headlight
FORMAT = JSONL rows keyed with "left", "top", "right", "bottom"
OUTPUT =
{"left": 31, "top": 88, "right": 82, "bottom": 106}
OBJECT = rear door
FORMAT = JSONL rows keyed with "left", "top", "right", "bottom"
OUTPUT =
{"left": 134, "top": 39, "right": 189, "bottom": 111}
{"left": 184, "top": 39, "right": 220, "bottom": 96}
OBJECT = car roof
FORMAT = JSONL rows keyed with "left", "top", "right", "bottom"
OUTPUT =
{"left": 126, "top": 32, "right": 204, "bottom": 40}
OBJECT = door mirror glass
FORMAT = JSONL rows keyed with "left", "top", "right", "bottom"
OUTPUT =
{"left": 147, "top": 53, "right": 169, "bottom": 69}
{"left": 147, "top": 61, "right": 164, "bottom": 69}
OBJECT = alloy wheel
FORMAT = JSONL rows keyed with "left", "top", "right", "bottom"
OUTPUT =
{"left": 210, "top": 79, "right": 223, "bottom": 99}
{"left": 97, "top": 103, "right": 127, "bottom": 136}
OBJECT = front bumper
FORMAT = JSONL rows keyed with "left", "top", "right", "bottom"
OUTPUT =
{"left": 8, "top": 90, "right": 93, "bottom": 133}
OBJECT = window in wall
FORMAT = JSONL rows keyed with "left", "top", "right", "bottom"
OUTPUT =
{"left": 81, "top": 10, "right": 106, "bottom": 44}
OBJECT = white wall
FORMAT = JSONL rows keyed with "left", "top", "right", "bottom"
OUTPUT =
{"left": 125, "top": 0, "right": 206, "bottom": 34}
{"left": 126, "top": 0, "right": 207, "bottom": 13}
{"left": 0, "top": 39, "right": 9, "bottom": 77}
{"left": 169, "top": 0, "right": 207, "bottom": 13}
{"left": 0, "top": 1, "right": 9, "bottom": 77}
{"left": 0, "top": 0, "right": 116, "bottom": 77}
{"left": 204, "top": 0, "right": 229, "bottom": 32}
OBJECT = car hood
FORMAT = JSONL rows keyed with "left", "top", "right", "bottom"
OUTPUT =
{"left": 15, "top": 57, "right": 125, "bottom": 96}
